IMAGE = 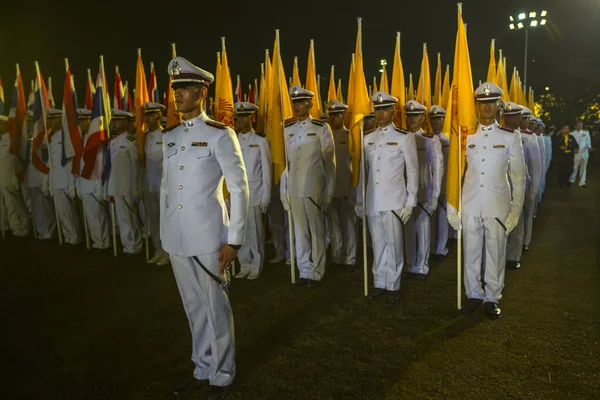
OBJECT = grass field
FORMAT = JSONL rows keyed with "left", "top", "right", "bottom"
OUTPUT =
{"left": 1, "top": 167, "right": 599, "bottom": 400}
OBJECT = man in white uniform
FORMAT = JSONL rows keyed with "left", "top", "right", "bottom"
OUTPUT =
{"left": 505, "top": 102, "right": 539, "bottom": 269}
{"left": 234, "top": 101, "right": 271, "bottom": 280}
{"left": 520, "top": 108, "right": 543, "bottom": 252}
{"left": 404, "top": 100, "right": 443, "bottom": 280}
{"left": 25, "top": 111, "right": 56, "bottom": 239}
{"left": 448, "top": 82, "right": 526, "bottom": 319}
{"left": 429, "top": 105, "right": 451, "bottom": 261}
{"left": 76, "top": 109, "right": 110, "bottom": 250}
{"left": 280, "top": 86, "right": 335, "bottom": 289}
{"left": 0, "top": 115, "right": 29, "bottom": 236}
{"left": 143, "top": 102, "right": 168, "bottom": 265}
{"left": 326, "top": 99, "right": 356, "bottom": 268}
{"left": 108, "top": 109, "right": 142, "bottom": 256}
{"left": 569, "top": 120, "right": 592, "bottom": 188}
{"left": 48, "top": 108, "right": 83, "bottom": 244}
{"left": 163, "top": 57, "right": 248, "bottom": 400}
{"left": 529, "top": 118, "right": 546, "bottom": 218}
{"left": 355, "top": 92, "right": 418, "bottom": 304}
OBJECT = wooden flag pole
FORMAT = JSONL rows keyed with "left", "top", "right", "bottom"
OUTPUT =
{"left": 457, "top": 3, "right": 464, "bottom": 310}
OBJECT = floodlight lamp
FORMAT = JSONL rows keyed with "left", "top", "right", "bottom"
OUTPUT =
{"left": 531, "top": 20, "right": 538, "bottom": 27}
{"left": 509, "top": 23, "right": 515, "bottom": 30}
{"left": 541, "top": 10, "right": 547, "bottom": 17}
{"left": 509, "top": 15, "right": 514, "bottom": 21}
{"left": 517, "top": 22, "right": 524, "bottom": 29}
{"left": 529, "top": 12, "right": 536, "bottom": 18}
{"left": 518, "top": 13, "right": 526, "bottom": 20}
{"left": 540, "top": 19, "right": 546, "bottom": 25}
{"left": 545, "top": 87, "right": 550, "bottom": 91}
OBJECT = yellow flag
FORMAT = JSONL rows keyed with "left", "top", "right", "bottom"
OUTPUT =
{"left": 486, "top": 39, "right": 497, "bottom": 84}
{"left": 416, "top": 43, "right": 432, "bottom": 110}
{"left": 327, "top": 65, "right": 337, "bottom": 102}
{"left": 349, "top": 17, "right": 372, "bottom": 187}
{"left": 500, "top": 57, "right": 510, "bottom": 103}
{"left": 372, "top": 76, "right": 378, "bottom": 94}
{"left": 165, "top": 43, "right": 182, "bottom": 129}
{"left": 441, "top": 64, "right": 450, "bottom": 109}
{"left": 135, "top": 49, "right": 150, "bottom": 164}
{"left": 291, "top": 56, "right": 301, "bottom": 87}
{"left": 407, "top": 73, "right": 414, "bottom": 100}
{"left": 445, "top": 4, "right": 478, "bottom": 211}
{"left": 216, "top": 38, "right": 234, "bottom": 128}
{"left": 434, "top": 52, "right": 442, "bottom": 105}
{"left": 266, "top": 30, "right": 293, "bottom": 184}
{"left": 509, "top": 67, "right": 518, "bottom": 103}
{"left": 345, "top": 54, "right": 355, "bottom": 128}
{"left": 214, "top": 52, "right": 222, "bottom": 120}
{"left": 337, "top": 78, "right": 344, "bottom": 103}
{"left": 380, "top": 66, "right": 389, "bottom": 94}
{"left": 257, "top": 63, "right": 266, "bottom": 133}
{"left": 305, "top": 40, "right": 321, "bottom": 119}
{"left": 495, "top": 49, "right": 503, "bottom": 86}
{"left": 390, "top": 32, "right": 406, "bottom": 128}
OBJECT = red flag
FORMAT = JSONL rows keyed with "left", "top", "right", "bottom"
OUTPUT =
{"left": 7, "top": 64, "right": 26, "bottom": 156}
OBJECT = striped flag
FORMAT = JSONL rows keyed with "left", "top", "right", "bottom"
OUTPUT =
{"left": 47, "top": 76, "right": 56, "bottom": 109}
{"left": 31, "top": 62, "right": 51, "bottom": 174}
{"left": 62, "top": 59, "right": 83, "bottom": 175}
{"left": 135, "top": 49, "right": 150, "bottom": 163}
{"left": 7, "top": 64, "right": 26, "bottom": 156}
{"left": 114, "top": 66, "right": 125, "bottom": 110}
{"left": 234, "top": 75, "right": 242, "bottom": 104}
{"left": 149, "top": 62, "right": 160, "bottom": 103}
{"left": 85, "top": 69, "right": 95, "bottom": 110}
{"left": 81, "top": 57, "right": 111, "bottom": 180}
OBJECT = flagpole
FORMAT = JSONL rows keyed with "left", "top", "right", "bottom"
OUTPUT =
{"left": 111, "top": 202, "right": 118, "bottom": 257}
{"left": 274, "top": 30, "right": 296, "bottom": 285}
{"left": 36, "top": 61, "right": 64, "bottom": 245}
{"left": 0, "top": 193, "right": 5, "bottom": 239}
{"left": 457, "top": 2, "right": 464, "bottom": 310}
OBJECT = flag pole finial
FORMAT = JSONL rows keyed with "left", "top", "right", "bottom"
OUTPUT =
{"left": 457, "top": 3, "right": 462, "bottom": 13}
{"left": 15, "top": 63, "right": 20, "bottom": 73}
{"left": 115, "top": 65, "right": 119, "bottom": 73}
{"left": 150, "top": 61, "right": 154, "bottom": 69}
{"left": 64, "top": 58, "right": 69, "bottom": 70}
{"left": 137, "top": 48, "right": 142, "bottom": 56}
{"left": 221, "top": 37, "right": 226, "bottom": 51}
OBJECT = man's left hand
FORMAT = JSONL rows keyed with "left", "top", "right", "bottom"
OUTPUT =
{"left": 219, "top": 244, "right": 238, "bottom": 275}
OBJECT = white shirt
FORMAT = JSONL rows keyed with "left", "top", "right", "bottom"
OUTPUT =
{"left": 0, "top": 134, "right": 19, "bottom": 187}
{"left": 237, "top": 130, "right": 272, "bottom": 207}
{"left": 160, "top": 112, "right": 249, "bottom": 257}
{"left": 108, "top": 133, "right": 139, "bottom": 196}
{"left": 462, "top": 122, "right": 526, "bottom": 219}
{"left": 414, "top": 129, "right": 444, "bottom": 203}
{"left": 357, "top": 123, "right": 419, "bottom": 215}
{"left": 77, "top": 134, "right": 105, "bottom": 195}
{"left": 48, "top": 130, "right": 75, "bottom": 190}
{"left": 571, "top": 129, "right": 592, "bottom": 158}
{"left": 332, "top": 127, "right": 353, "bottom": 198}
{"left": 436, "top": 132, "right": 450, "bottom": 196}
{"left": 145, "top": 128, "right": 164, "bottom": 194}
{"left": 282, "top": 116, "right": 336, "bottom": 201}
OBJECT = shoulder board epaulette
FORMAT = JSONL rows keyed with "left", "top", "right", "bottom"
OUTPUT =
{"left": 162, "top": 124, "right": 179, "bottom": 134}
{"left": 126, "top": 134, "right": 136, "bottom": 142}
{"left": 254, "top": 131, "right": 265, "bottom": 138}
{"left": 394, "top": 127, "right": 409, "bottom": 135}
{"left": 499, "top": 126, "right": 515, "bottom": 133}
{"left": 206, "top": 119, "right": 227, "bottom": 130}
{"left": 421, "top": 133, "right": 435, "bottom": 138}
{"left": 284, "top": 120, "right": 296, "bottom": 128}
{"left": 311, "top": 119, "right": 325, "bottom": 126}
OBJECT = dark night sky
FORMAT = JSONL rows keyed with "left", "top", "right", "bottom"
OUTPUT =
{"left": 1, "top": 0, "right": 599, "bottom": 108}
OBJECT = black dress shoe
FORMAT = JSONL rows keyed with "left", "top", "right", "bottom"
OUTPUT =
{"left": 484, "top": 302, "right": 502, "bottom": 319}
{"left": 206, "top": 385, "right": 229, "bottom": 400}
{"left": 173, "top": 377, "right": 208, "bottom": 394}
{"left": 367, "top": 288, "right": 386, "bottom": 300}
{"left": 433, "top": 253, "right": 447, "bottom": 262}
{"left": 413, "top": 273, "right": 427, "bottom": 281}
{"left": 461, "top": 298, "right": 483, "bottom": 313}
{"left": 292, "top": 278, "right": 309, "bottom": 287}
{"left": 402, "top": 272, "right": 415, "bottom": 279}
{"left": 582, "top": 184, "right": 588, "bottom": 188}
{"left": 505, "top": 260, "right": 521, "bottom": 270}
{"left": 522, "top": 245, "right": 529, "bottom": 252}
{"left": 306, "top": 279, "right": 321, "bottom": 289}
{"left": 387, "top": 290, "right": 401, "bottom": 305}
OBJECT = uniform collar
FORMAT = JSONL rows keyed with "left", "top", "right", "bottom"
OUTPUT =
{"left": 238, "top": 129, "right": 254, "bottom": 136}
{"left": 182, "top": 112, "right": 208, "bottom": 128}
{"left": 297, "top": 116, "right": 312, "bottom": 126}
{"left": 379, "top": 122, "right": 395, "bottom": 132}
{"left": 479, "top": 121, "right": 498, "bottom": 132}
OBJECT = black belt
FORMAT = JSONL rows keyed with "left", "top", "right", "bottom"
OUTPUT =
{"left": 417, "top": 203, "right": 432, "bottom": 218}
{"left": 308, "top": 197, "right": 322, "bottom": 212}
{"left": 495, "top": 218, "right": 506, "bottom": 232}
{"left": 391, "top": 210, "right": 404, "bottom": 225}
{"left": 122, "top": 197, "right": 145, "bottom": 228}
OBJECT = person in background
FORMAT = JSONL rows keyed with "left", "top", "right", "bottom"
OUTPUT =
{"left": 555, "top": 124, "right": 578, "bottom": 188}
{"left": 569, "top": 120, "right": 593, "bottom": 188}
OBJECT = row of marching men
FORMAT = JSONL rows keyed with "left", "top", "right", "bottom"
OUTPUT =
{"left": 0, "top": 103, "right": 172, "bottom": 266}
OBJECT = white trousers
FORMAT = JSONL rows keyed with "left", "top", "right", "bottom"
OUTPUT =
{"left": 144, "top": 191, "right": 162, "bottom": 256}
{"left": 462, "top": 214, "right": 506, "bottom": 303}
{"left": 21, "top": 184, "right": 32, "bottom": 214}
{"left": 523, "top": 197, "right": 536, "bottom": 247}
{"left": 30, "top": 188, "right": 56, "bottom": 239}
{"left": 114, "top": 195, "right": 142, "bottom": 254}
{"left": 170, "top": 253, "right": 235, "bottom": 387}
{"left": 405, "top": 205, "right": 431, "bottom": 274}
{"left": 570, "top": 153, "right": 588, "bottom": 186}
{"left": 52, "top": 189, "right": 83, "bottom": 244}
{"left": 431, "top": 199, "right": 449, "bottom": 256}
{"left": 82, "top": 193, "right": 110, "bottom": 249}
{"left": 268, "top": 199, "right": 289, "bottom": 258}
{"left": 506, "top": 210, "right": 525, "bottom": 262}
{"left": 0, "top": 186, "right": 29, "bottom": 236}
{"left": 290, "top": 197, "right": 326, "bottom": 281}
{"left": 329, "top": 197, "right": 356, "bottom": 265}
{"left": 238, "top": 205, "right": 264, "bottom": 274}
{"left": 368, "top": 210, "right": 404, "bottom": 291}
